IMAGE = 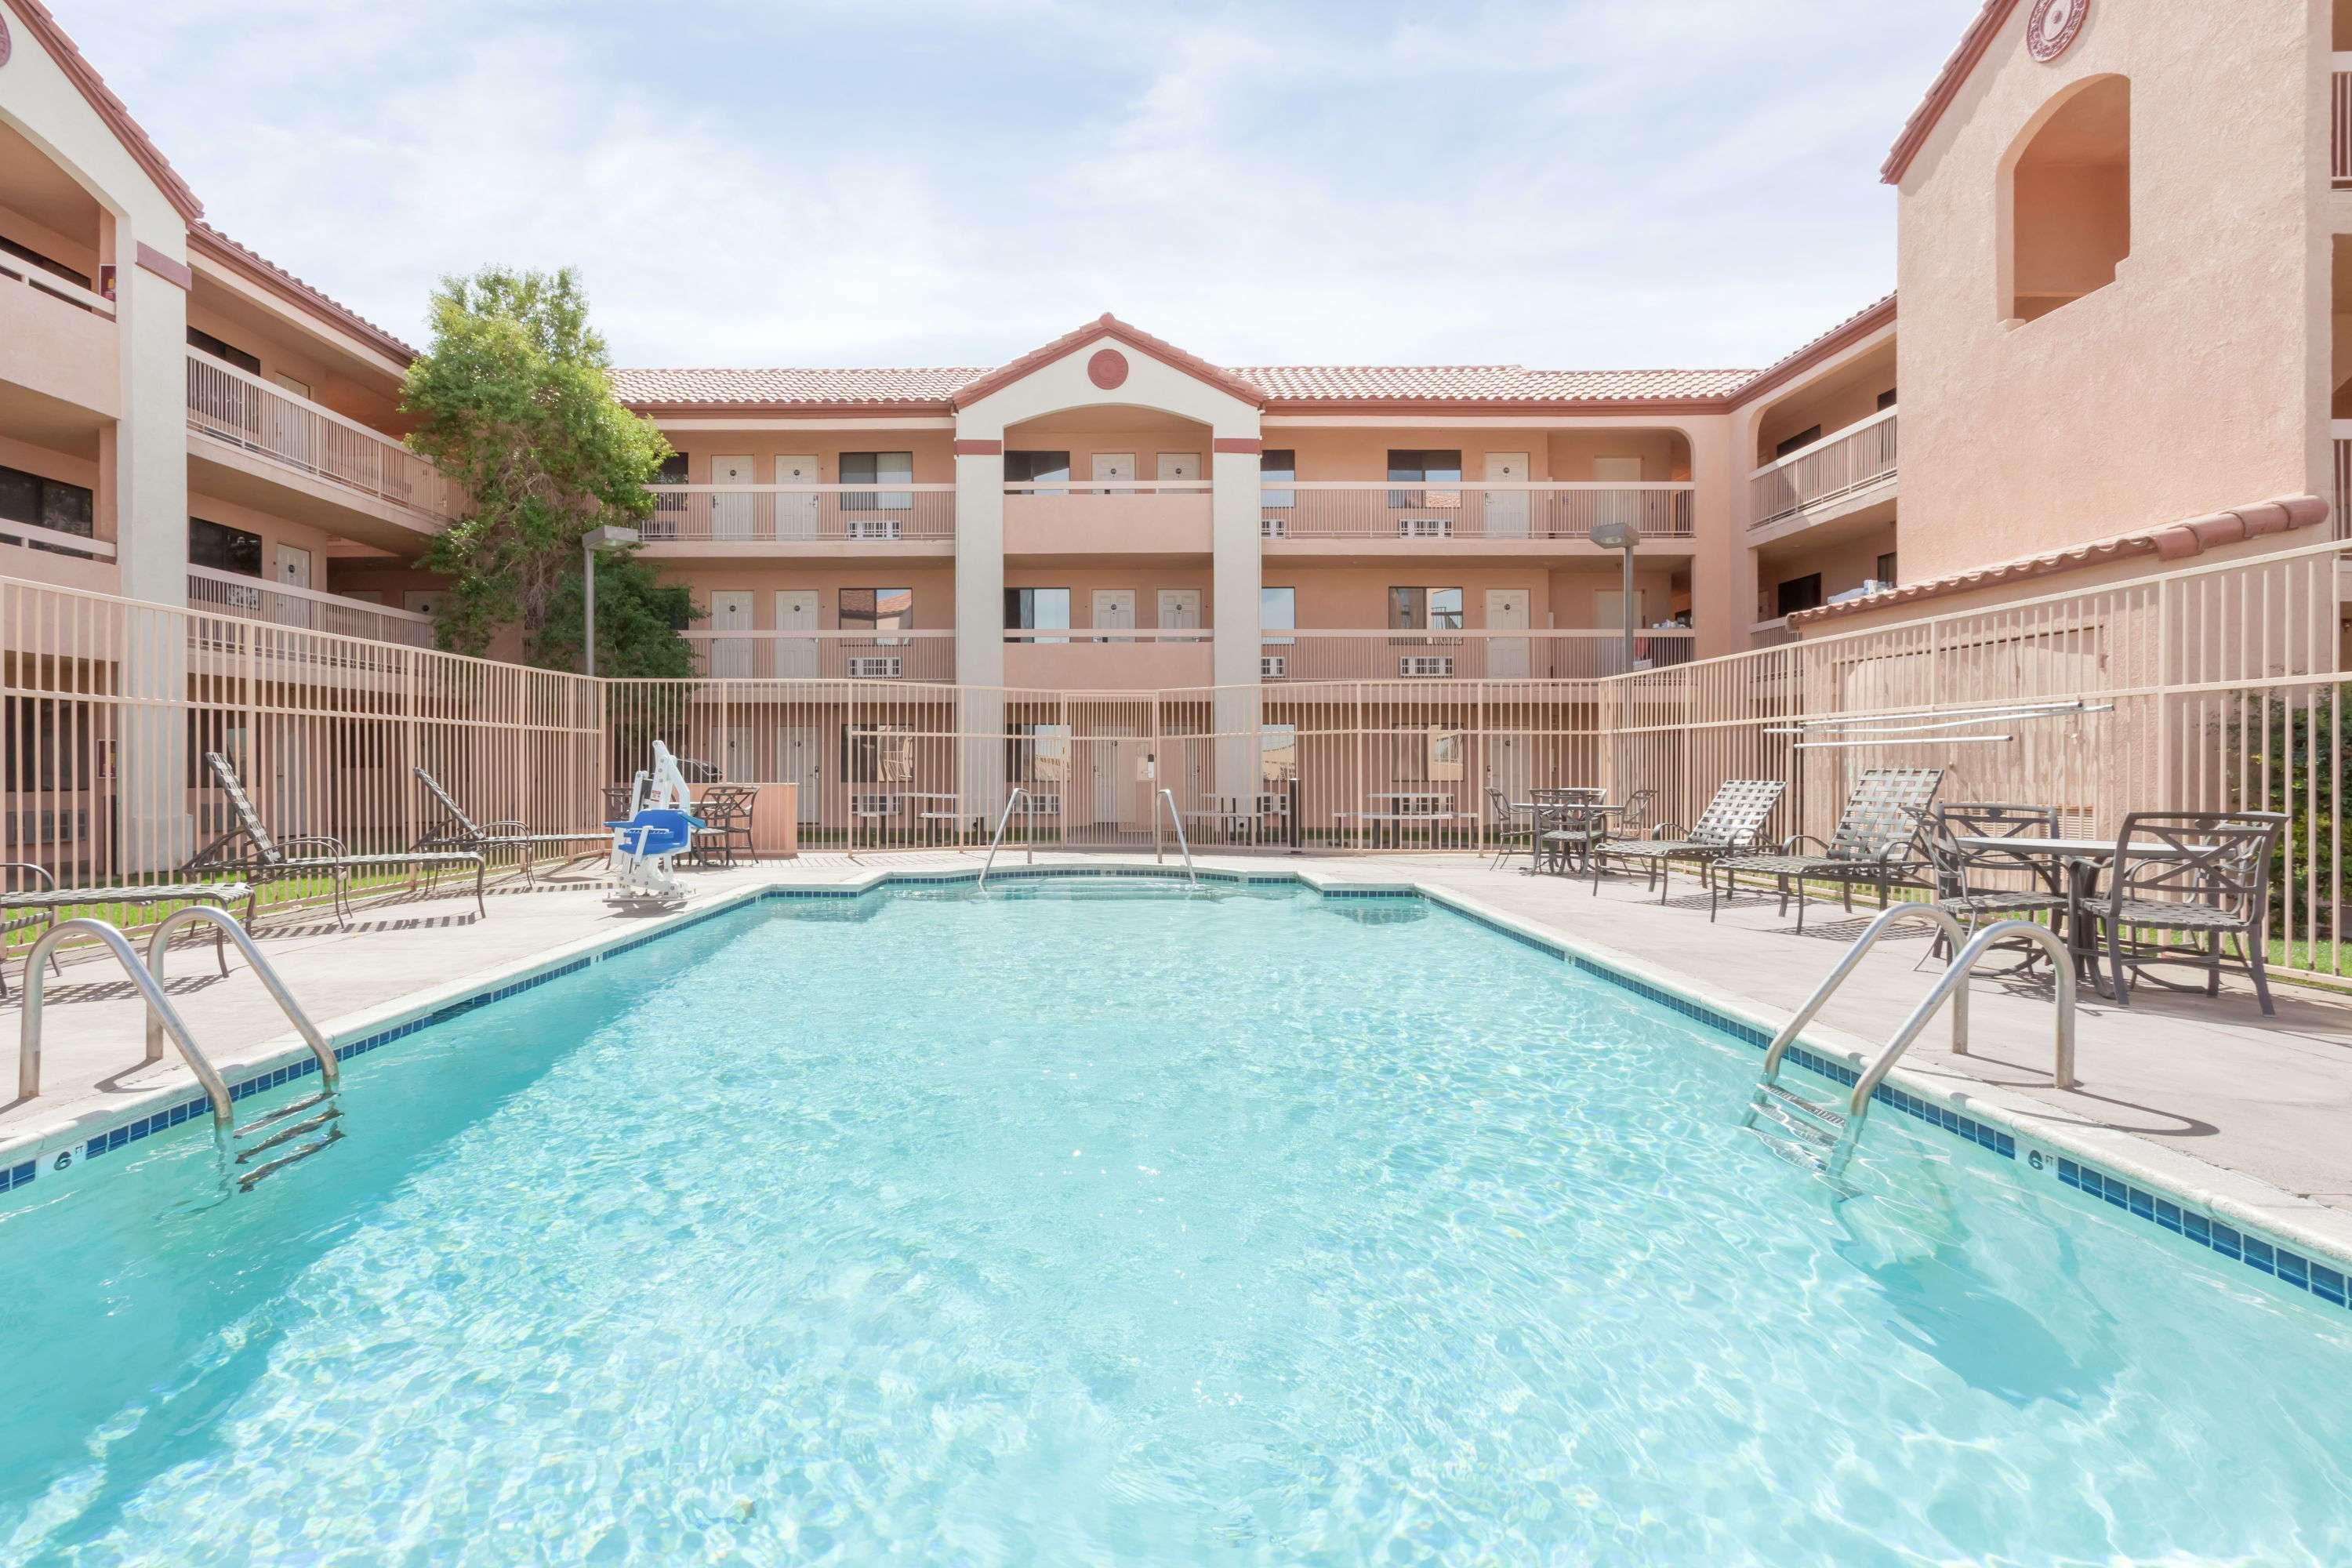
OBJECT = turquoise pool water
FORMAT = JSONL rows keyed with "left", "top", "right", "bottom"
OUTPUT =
{"left": 4, "top": 881, "right": 2351, "bottom": 1565}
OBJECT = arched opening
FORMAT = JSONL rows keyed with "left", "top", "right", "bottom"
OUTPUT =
{"left": 2007, "top": 74, "right": 2130, "bottom": 324}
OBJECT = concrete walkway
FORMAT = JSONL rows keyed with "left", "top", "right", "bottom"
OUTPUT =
{"left": 5, "top": 850, "right": 2350, "bottom": 1256}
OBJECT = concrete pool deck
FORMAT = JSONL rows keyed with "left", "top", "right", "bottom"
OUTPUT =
{"left": 5, "top": 850, "right": 2350, "bottom": 1264}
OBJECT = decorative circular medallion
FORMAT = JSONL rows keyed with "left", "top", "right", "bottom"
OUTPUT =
{"left": 0, "top": 15, "right": 12, "bottom": 69}
{"left": 2025, "top": 0, "right": 2086, "bottom": 63}
{"left": 1086, "top": 348, "right": 1129, "bottom": 390}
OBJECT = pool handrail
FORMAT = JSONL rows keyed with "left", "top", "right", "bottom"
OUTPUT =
{"left": 17, "top": 916, "right": 235, "bottom": 1127}
{"left": 143, "top": 905, "right": 339, "bottom": 1089}
{"left": 1156, "top": 789, "right": 1198, "bottom": 888}
{"left": 979, "top": 788, "right": 1031, "bottom": 891}
{"left": 1846, "top": 919, "right": 2077, "bottom": 1116}
{"left": 1757, "top": 904, "right": 1974, "bottom": 1083}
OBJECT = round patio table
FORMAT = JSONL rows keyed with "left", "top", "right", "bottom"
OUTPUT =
{"left": 1954, "top": 835, "right": 2190, "bottom": 993}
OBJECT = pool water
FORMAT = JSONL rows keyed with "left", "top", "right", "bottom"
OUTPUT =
{"left": 4, "top": 883, "right": 2351, "bottom": 1565}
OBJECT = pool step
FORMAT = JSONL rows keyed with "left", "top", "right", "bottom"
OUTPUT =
{"left": 234, "top": 1106, "right": 340, "bottom": 1163}
{"left": 1757, "top": 1081, "right": 1848, "bottom": 1134}
{"left": 234, "top": 1090, "right": 334, "bottom": 1138}
{"left": 1745, "top": 1082, "right": 1853, "bottom": 1176}
{"left": 237, "top": 1127, "right": 343, "bottom": 1189}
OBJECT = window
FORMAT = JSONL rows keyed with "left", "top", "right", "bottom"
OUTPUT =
{"left": 5, "top": 699, "right": 95, "bottom": 790}
{"left": 0, "top": 235, "right": 90, "bottom": 292}
{"left": 190, "top": 517, "right": 264, "bottom": 577}
{"left": 1261, "top": 586, "right": 1296, "bottom": 647}
{"left": 1776, "top": 573, "right": 1824, "bottom": 618}
{"left": 1774, "top": 426, "right": 1824, "bottom": 460}
{"left": 652, "top": 452, "right": 688, "bottom": 521}
{"left": 1877, "top": 388, "right": 1898, "bottom": 412}
{"left": 842, "top": 722, "right": 913, "bottom": 783}
{"left": 2008, "top": 75, "right": 2130, "bottom": 323}
{"left": 1388, "top": 586, "right": 1464, "bottom": 633}
{"left": 1004, "top": 586, "right": 1071, "bottom": 644}
{"left": 1875, "top": 551, "right": 1899, "bottom": 586}
{"left": 1386, "top": 448, "right": 1461, "bottom": 508}
{"left": 1261, "top": 448, "right": 1297, "bottom": 510}
{"left": 840, "top": 587, "right": 913, "bottom": 641}
{"left": 840, "top": 450, "right": 913, "bottom": 511}
{"left": 187, "top": 327, "right": 260, "bottom": 376}
{"left": 1007, "top": 722, "right": 1072, "bottom": 785}
{"left": 0, "top": 465, "right": 96, "bottom": 556}
{"left": 1259, "top": 724, "right": 1298, "bottom": 785}
{"left": 1004, "top": 451, "right": 1071, "bottom": 495}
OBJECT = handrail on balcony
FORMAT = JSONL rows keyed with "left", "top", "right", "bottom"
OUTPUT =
{"left": 1750, "top": 405, "right": 1898, "bottom": 478}
{"left": 1749, "top": 408, "right": 1898, "bottom": 529}
{"left": 0, "top": 256, "right": 117, "bottom": 318}
{"left": 2333, "top": 59, "right": 2352, "bottom": 187}
{"left": 184, "top": 350, "right": 461, "bottom": 525}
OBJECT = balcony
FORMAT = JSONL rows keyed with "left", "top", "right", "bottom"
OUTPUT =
{"left": 187, "top": 565, "right": 438, "bottom": 649}
{"left": 0, "top": 254, "right": 118, "bottom": 416}
{"left": 1002, "top": 481, "right": 1211, "bottom": 555}
{"left": 680, "top": 629, "right": 956, "bottom": 681}
{"left": 1260, "top": 484, "right": 1693, "bottom": 544}
{"left": 640, "top": 485, "right": 956, "bottom": 550}
{"left": 185, "top": 351, "right": 463, "bottom": 539}
{"left": 1749, "top": 408, "right": 1898, "bottom": 533}
{"left": 1259, "top": 629, "right": 1697, "bottom": 683}
{"left": 1004, "top": 630, "right": 1214, "bottom": 691}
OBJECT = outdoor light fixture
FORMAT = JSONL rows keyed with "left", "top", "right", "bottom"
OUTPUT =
{"left": 580, "top": 524, "right": 641, "bottom": 677}
{"left": 1587, "top": 518, "right": 1640, "bottom": 672}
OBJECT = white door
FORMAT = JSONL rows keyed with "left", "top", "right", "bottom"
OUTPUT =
{"left": 721, "top": 726, "right": 755, "bottom": 782}
{"left": 774, "top": 455, "right": 819, "bottom": 539}
{"left": 711, "top": 456, "right": 757, "bottom": 539}
{"left": 1156, "top": 589, "right": 1200, "bottom": 632}
{"left": 773, "top": 589, "right": 818, "bottom": 677}
{"left": 1594, "top": 456, "right": 1643, "bottom": 532}
{"left": 1093, "top": 452, "right": 1134, "bottom": 495}
{"left": 1156, "top": 452, "right": 1200, "bottom": 486}
{"left": 710, "top": 590, "right": 755, "bottom": 678}
{"left": 1088, "top": 725, "right": 1139, "bottom": 834}
{"left": 1484, "top": 452, "right": 1529, "bottom": 539}
{"left": 1486, "top": 587, "right": 1530, "bottom": 679}
{"left": 1093, "top": 589, "right": 1136, "bottom": 644}
{"left": 778, "top": 724, "right": 822, "bottom": 823}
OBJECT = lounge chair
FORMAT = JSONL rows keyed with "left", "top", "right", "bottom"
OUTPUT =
{"left": 1588, "top": 779, "right": 1785, "bottom": 902}
{"left": 183, "top": 753, "right": 486, "bottom": 928}
{"left": 412, "top": 768, "right": 612, "bottom": 884}
{"left": 1708, "top": 767, "right": 1945, "bottom": 927}
{"left": 2, "top": 864, "right": 252, "bottom": 1000}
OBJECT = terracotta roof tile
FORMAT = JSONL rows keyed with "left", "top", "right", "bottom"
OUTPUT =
{"left": 1882, "top": 1, "right": 2020, "bottom": 185}
{"left": 611, "top": 366, "right": 989, "bottom": 407}
{"left": 190, "top": 224, "right": 418, "bottom": 364}
{"left": 8, "top": 0, "right": 203, "bottom": 221}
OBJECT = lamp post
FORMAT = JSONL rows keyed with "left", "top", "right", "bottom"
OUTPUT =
{"left": 1588, "top": 518, "right": 1640, "bottom": 673}
{"left": 580, "top": 524, "right": 641, "bottom": 678}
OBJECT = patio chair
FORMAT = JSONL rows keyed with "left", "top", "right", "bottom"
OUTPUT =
{"left": 1917, "top": 802, "right": 2073, "bottom": 962}
{"left": 1707, "top": 767, "right": 1945, "bottom": 927}
{"left": 183, "top": 752, "right": 486, "bottom": 929}
{"left": 2074, "top": 811, "right": 2288, "bottom": 1016}
{"left": 412, "top": 768, "right": 612, "bottom": 885}
{"left": 3, "top": 864, "right": 253, "bottom": 1000}
{"left": 1588, "top": 779, "right": 1785, "bottom": 902}
{"left": 690, "top": 784, "right": 757, "bottom": 866}
{"left": 1483, "top": 782, "right": 1540, "bottom": 871}
{"left": 1539, "top": 787, "right": 1655, "bottom": 877}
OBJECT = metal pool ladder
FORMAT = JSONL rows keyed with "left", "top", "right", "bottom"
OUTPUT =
{"left": 978, "top": 788, "right": 1032, "bottom": 891}
{"left": 1154, "top": 789, "right": 1198, "bottom": 888}
{"left": 1741, "top": 906, "right": 2076, "bottom": 1179}
{"left": 17, "top": 909, "right": 346, "bottom": 1192}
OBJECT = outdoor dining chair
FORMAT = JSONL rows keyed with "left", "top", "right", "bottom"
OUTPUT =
{"left": 2074, "top": 811, "right": 2288, "bottom": 1016}
{"left": 1917, "top": 801, "right": 2074, "bottom": 961}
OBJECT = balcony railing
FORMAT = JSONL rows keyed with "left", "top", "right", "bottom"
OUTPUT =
{"left": 1003, "top": 630, "right": 1212, "bottom": 644}
{"left": 1260, "top": 483, "right": 1693, "bottom": 542}
{"left": 2335, "top": 56, "right": 2352, "bottom": 188}
{"left": 187, "top": 565, "right": 438, "bottom": 648}
{"left": 0, "top": 254, "right": 116, "bottom": 318}
{"left": 2333, "top": 421, "right": 2352, "bottom": 541}
{"left": 1749, "top": 408, "right": 1898, "bottom": 529}
{"left": 185, "top": 351, "right": 463, "bottom": 527}
{"left": 681, "top": 629, "right": 955, "bottom": 681}
{"left": 641, "top": 485, "right": 956, "bottom": 543}
{"left": 1259, "top": 629, "right": 1696, "bottom": 682}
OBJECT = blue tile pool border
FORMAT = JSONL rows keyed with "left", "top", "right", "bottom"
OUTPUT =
{"left": 9, "top": 863, "right": 2348, "bottom": 1324}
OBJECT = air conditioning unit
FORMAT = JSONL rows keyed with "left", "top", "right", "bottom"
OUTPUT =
{"left": 1260, "top": 517, "right": 1287, "bottom": 539}
{"left": 851, "top": 793, "right": 898, "bottom": 818}
{"left": 1017, "top": 793, "right": 1062, "bottom": 815}
{"left": 1259, "top": 655, "right": 1288, "bottom": 679}
{"left": 844, "top": 517, "right": 903, "bottom": 540}
{"left": 1397, "top": 517, "right": 1452, "bottom": 538}
{"left": 1398, "top": 655, "right": 1454, "bottom": 677}
{"left": 846, "top": 655, "right": 903, "bottom": 678}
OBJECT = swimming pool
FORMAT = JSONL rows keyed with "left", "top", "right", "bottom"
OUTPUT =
{"left": 5, "top": 879, "right": 2351, "bottom": 1564}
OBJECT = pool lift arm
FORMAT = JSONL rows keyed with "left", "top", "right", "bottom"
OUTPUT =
{"left": 606, "top": 740, "right": 706, "bottom": 907}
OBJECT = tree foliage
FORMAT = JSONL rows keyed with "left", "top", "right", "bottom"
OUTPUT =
{"left": 401, "top": 267, "right": 696, "bottom": 674}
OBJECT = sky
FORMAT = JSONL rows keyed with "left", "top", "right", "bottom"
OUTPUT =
{"left": 56, "top": 0, "right": 1980, "bottom": 374}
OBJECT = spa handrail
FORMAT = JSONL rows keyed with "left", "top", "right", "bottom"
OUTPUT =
{"left": 1156, "top": 789, "right": 1198, "bottom": 887}
{"left": 979, "top": 788, "right": 1031, "bottom": 891}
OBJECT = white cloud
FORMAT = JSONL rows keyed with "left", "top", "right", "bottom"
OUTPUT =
{"left": 48, "top": 0, "right": 1979, "bottom": 369}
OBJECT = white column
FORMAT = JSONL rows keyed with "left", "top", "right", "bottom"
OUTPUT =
{"left": 1210, "top": 437, "right": 1264, "bottom": 799}
{"left": 112, "top": 228, "right": 195, "bottom": 869}
{"left": 952, "top": 435, "right": 1007, "bottom": 812}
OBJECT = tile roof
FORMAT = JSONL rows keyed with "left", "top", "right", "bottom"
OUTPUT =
{"left": 7, "top": 0, "right": 204, "bottom": 221}
{"left": 607, "top": 365, "right": 990, "bottom": 408}
{"left": 1882, "top": 1, "right": 2020, "bottom": 185}
{"left": 1788, "top": 495, "right": 2332, "bottom": 627}
{"left": 190, "top": 224, "right": 419, "bottom": 365}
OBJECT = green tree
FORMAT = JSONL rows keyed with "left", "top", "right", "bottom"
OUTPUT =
{"left": 400, "top": 266, "right": 697, "bottom": 674}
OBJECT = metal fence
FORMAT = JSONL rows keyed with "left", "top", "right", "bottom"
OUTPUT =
{"left": 7, "top": 539, "right": 2351, "bottom": 975}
